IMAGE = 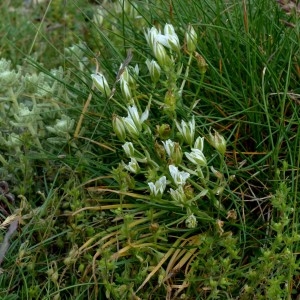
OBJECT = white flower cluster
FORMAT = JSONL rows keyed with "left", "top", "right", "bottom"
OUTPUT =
{"left": 144, "top": 24, "right": 180, "bottom": 69}
{"left": 149, "top": 116, "right": 226, "bottom": 227}
{"left": 94, "top": 23, "right": 228, "bottom": 230}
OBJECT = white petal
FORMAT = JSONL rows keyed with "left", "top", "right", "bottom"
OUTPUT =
{"left": 123, "top": 117, "right": 140, "bottom": 136}
{"left": 156, "top": 34, "right": 170, "bottom": 48}
{"left": 122, "top": 142, "right": 134, "bottom": 157}
{"left": 148, "top": 182, "right": 156, "bottom": 194}
{"left": 162, "top": 139, "right": 174, "bottom": 157}
{"left": 169, "top": 165, "right": 178, "bottom": 179}
{"left": 140, "top": 107, "right": 149, "bottom": 123}
{"left": 157, "top": 176, "right": 167, "bottom": 192}
{"left": 164, "top": 24, "right": 176, "bottom": 36}
{"left": 194, "top": 136, "right": 204, "bottom": 151}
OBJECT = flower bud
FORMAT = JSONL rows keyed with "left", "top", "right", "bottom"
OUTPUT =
{"left": 149, "top": 222, "right": 159, "bottom": 233}
{"left": 216, "top": 219, "right": 224, "bottom": 235}
{"left": 122, "top": 142, "right": 135, "bottom": 158}
{"left": 184, "top": 184, "right": 194, "bottom": 200}
{"left": 214, "top": 186, "right": 224, "bottom": 196}
{"left": 154, "top": 141, "right": 166, "bottom": 160}
{"left": 122, "top": 66, "right": 138, "bottom": 98}
{"left": 112, "top": 114, "right": 126, "bottom": 142}
{"left": 185, "top": 214, "right": 198, "bottom": 229}
{"left": 164, "top": 23, "right": 177, "bottom": 37}
{"left": 185, "top": 24, "right": 197, "bottom": 53}
{"left": 209, "top": 130, "right": 226, "bottom": 156}
{"left": 169, "top": 185, "right": 186, "bottom": 207}
{"left": 162, "top": 24, "right": 181, "bottom": 53}
{"left": 91, "top": 73, "right": 111, "bottom": 96}
{"left": 156, "top": 34, "right": 180, "bottom": 53}
{"left": 153, "top": 41, "right": 172, "bottom": 68}
{"left": 195, "top": 52, "right": 208, "bottom": 74}
{"left": 51, "top": 271, "right": 59, "bottom": 284}
{"left": 146, "top": 59, "right": 161, "bottom": 83}
{"left": 161, "top": 139, "right": 181, "bottom": 165}
{"left": 226, "top": 209, "right": 237, "bottom": 220}
{"left": 120, "top": 78, "right": 132, "bottom": 101}
{"left": 210, "top": 166, "right": 223, "bottom": 180}
{"left": 53, "top": 293, "right": 60, "bottom": 300}
{"left": 121, "top": 66, "right": 136, "bottom": 86}
{"left": 145, "top": 27, "right": 159, "bottom": 48}
{"left": 164, "top": 90, "right": 177, "bottom": 113}
{"left": 172, "top": 142, "right": 183, "bottom": 165}
{"left": 93, "top": 9, "right": 104, "bottom": 26}
{"left": 122, "top": 117, "right": 140, "bottom": 138}
{"left": 156, "top": 123, "right": 171, "bottom": 140}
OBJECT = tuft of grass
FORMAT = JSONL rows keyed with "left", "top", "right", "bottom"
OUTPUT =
{"left": 0, "top": 0, "right": 299, "bottom": 299}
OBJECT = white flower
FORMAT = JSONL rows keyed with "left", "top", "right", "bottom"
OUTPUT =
{"left": 91, "top": 73, "right": 111, "bottom": 96}
{"left": 156, "top": 24, "right": 180, "bottom": 53}
{"left": 145, "top": 59, "right": 161, "bottom": 83}
{"left": 162, "top": 139, "right": 182, "bottom": 165}
{"left": 169, "top": 185, "right": 186, "bottom": 206}
{"left": 128, "top": 105, "right": 149, "bottom": 127}
{"left": 123, "top": 158, "right": 140, "bottom": 174}
{"left": 145, "top": 27, "right": 160, "bottom": 48}
{"left": 128, "top": 105, "right": 140, "bottom": 123}
{"left": 148, "top": 176, "right": 167, "bottom": 197}
{"left": 144, "top": 26, "right": 173, "bottom": 67}
{"left": 169, "top": 165, "right": 190, "bottom": 186}
{"left": 162, "top": 140, "right": 182, "bottom": 165}
{"left": 122, "top": 142, "right": 135, "bottom": 158}
{"left": 185, "top": 148, "right": 207, "bottom": 166}
{"left": 156, "top": 34, "right": 180, "bottom": 53}
{"left": 141, "top": 109, "right": 149, "bottom": 123}
{"left": 176, "top": 117, "right": 195, "bottom": 146}
{"left": 162, "top": 139, "right": 176, "bottom": 157}
{"left": 122, "top": 105, "right": 149, "bottom": 137}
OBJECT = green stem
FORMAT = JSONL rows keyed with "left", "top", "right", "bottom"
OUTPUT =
{"left": 179, "top": 52, "right": 193, "bottom": 99}
{"left": 190, "top": 72, "right": 205, "bottom": 112}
